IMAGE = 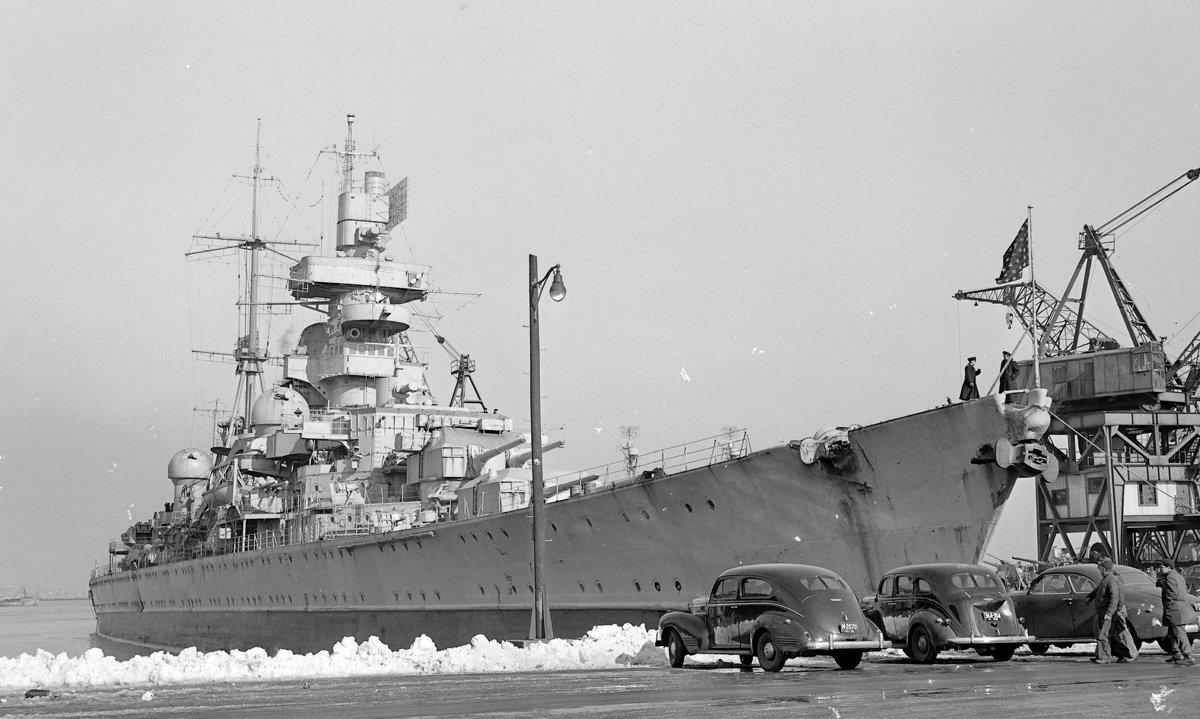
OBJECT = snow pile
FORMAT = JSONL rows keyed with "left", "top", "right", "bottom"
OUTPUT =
{"left": 0, "top": 624, "right": 661, "bottom": 693}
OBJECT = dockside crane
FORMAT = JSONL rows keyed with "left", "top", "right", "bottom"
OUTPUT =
{"left": 956, "top": 166, "right": 1200, "bottom": 567}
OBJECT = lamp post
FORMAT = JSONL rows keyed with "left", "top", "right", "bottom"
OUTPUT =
{"left": 529, "top": 253, "right": 565, "bottom": 641}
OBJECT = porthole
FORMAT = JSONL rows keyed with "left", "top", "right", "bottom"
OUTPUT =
{"left": 622, "top": 512, "right": 630, "bottom": 522}
{"left": 435, "top": 591, "right": 441, "bottom": 600}
{"left": 684, "top": 503, "right": 693, "bottom": 513}
{"left": 578, "top": 582, "right": 586, "bottom": 593}
{"left": 407, "top": 592, "right": 413, "bottom": 601}
{"left": 420, "top": 591, "right": 426, "bottom": 601}
{"left": 675, "top": 580, "right": 682, "bottom": 591}
{"left": 502, "top": 529, "right": 509, "bottom": 538}
{"left": 654, "top": 581, "right": 662, "bottom": 591}
{"left": 486, "top": 531, "right": 494, "bottom": 540}
{"left": 584, "top": 517, "right": 593, "bottom": 528}
{"left": 706, "top": 499, "right": 716, "bottom": 509}
{"left": 479, "top": 586, "right": 486, "bottom": 595}
{"left": 528, "top": 584, "right": 534, "bottom": 593}
{"left": 596, "top": 582, "right": 604, "bottom": 592}
{"left": 640, "top": 510, "right": 650, "bottom": 519}
{"left": 471, "top": 533, "right": 478, "bottom": 542}
{"left": 551, "top": 523, "right": 558, "bottom": 532}
{"left": 459, "top": 535, "right": 466, "bottom": 543}
{"left": 634, "top": 581, "right": 642, "bottom": 592}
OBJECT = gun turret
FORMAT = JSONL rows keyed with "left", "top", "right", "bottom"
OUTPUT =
{"left": 466, "top": 436, "right": 528, "bottom": 477}
{"left": 508, "top": 439, "right": 565, "bottom": 468}
{"left": 1012, "top": 556, "right": 1054, "bottom": 569}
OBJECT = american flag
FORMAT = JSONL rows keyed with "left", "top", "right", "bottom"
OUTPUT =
{"left": 995, "top": 219, "right": 1030, "bottom": 284}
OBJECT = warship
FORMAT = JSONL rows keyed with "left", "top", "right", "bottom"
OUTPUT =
{"left": 89, "top": 117, "right": 1056, "bottom": 653}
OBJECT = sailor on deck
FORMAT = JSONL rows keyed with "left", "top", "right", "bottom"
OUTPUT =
{"left": 959, "top": 357, "right": 981, "bottom": 401}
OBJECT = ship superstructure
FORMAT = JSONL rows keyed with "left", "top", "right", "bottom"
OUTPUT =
{"left": 89, "top": 118, "right": 1056, "bottom": 653}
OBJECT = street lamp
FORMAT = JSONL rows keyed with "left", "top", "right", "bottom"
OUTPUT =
{"left": 529, "top": 254, "right": 565, "bottom": 641}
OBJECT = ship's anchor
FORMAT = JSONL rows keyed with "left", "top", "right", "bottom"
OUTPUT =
{"left": 993, "top": 437, "right": 1059, "bottom": 481}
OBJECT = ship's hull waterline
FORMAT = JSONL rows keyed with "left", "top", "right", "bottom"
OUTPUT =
{"left": 91, "top": 395, "right": 1037, "bottom": 653}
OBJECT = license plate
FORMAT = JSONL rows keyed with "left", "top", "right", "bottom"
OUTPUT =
{"left": 839, "top": 622, "right": 858, "bottom": 633}
{"left": 982, "top": 611, "right": 1001, "bottom": 622}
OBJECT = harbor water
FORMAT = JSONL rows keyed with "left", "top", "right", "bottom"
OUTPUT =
{"left": 0, "top": 600, "right": 141, "bottom": 661}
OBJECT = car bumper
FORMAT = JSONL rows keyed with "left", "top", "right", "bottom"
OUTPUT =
{"left": 944, "top": 635, "right": 1032, "bottom": 647}
{"left": 819, "top": 637, "right": 892, "bottom": 651}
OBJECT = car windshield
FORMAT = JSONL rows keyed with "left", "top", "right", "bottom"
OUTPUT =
{"left": 949, "top": 572, "right": 1000, "bottom": 589}
{"left": 795, "top": 575, "right": 850, "bottom": 592}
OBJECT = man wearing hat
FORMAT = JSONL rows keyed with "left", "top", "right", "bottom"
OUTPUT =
{"left": 1091, "top": 558, "right": 1138, "bottom": 663}
{"left": 998, "top": 351, "right": 1020, "bottom": 393}
{"left": 1152, "top": 559, "right": 1194, "bottom": 665}
{"left": 959, "top": 357, "right": 981, "bottom": 401}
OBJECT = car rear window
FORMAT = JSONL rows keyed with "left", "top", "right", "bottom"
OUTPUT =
{"left": 741, "top": 578, "right": 772, "bottom": 598}
{"left": 1069, "top": 575, "right": 1096, "bottom": 593}
{"left": 1118, "top": 568, "right": 1155, "bottom": 587}
{"left": 950, "top": 572, "right": 1000, "bottom": 589}
{"left": 796, "top": 575, "right": 850, "bottom": 592}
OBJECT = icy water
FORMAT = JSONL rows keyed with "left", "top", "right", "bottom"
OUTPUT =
{"left": 0, "top": 600, "right": 141, "bottom": 660}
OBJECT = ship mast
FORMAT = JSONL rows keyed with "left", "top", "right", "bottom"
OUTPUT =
{"left": 188, "top": 119, "right": 292, "bottom": 444}
{"left": 241, "top": 119, "right": 266, "bottom": 423}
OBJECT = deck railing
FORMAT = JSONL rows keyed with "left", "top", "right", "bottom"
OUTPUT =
{"left": 547, "top": 429, "right": 751, "bottom": 497}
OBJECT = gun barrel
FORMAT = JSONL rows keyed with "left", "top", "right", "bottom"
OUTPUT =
{"left": 472, "top": 437, "right": 528, "bottom": 467}
{"left": 508, "top": 439, "right": 565, "bottom": 467}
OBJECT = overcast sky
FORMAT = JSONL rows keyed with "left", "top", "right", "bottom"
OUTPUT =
{"left": 2, "top": 1, "right": 1199, "bottom": 592}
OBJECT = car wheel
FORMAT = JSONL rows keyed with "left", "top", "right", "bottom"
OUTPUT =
{"left": 901, "top": 646, "right": 915, "bottom": 659}
{"left": 1027, "top": 642, "right": 1049, "bottom": 655}
{"left": 833, "top": 650, "right": 863, "bottom": 670}
{"left": 909, "top": 624, "right": 938, "bottom": 664}
{"left": 739, "top": 654, "right": 753, "bottom": 666}
{"left": 991, "top": 645, "right": 1015, "bottom": 662}
{"left": 666, "top": 630, "right": 687, "bottom": 669}
{"left": 756, "top": 632, "right": 788, "bottom": 672}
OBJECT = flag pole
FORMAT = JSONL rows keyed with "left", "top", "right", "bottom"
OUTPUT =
{"left": 1028, "top": 205, "right": 1041, "bottom": 389}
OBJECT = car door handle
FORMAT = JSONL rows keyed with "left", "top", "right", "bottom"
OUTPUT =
{"left": 1062, "top": 598, "right": 1073, "bottom": 604}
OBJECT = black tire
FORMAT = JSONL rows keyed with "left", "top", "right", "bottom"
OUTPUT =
{"left": 666, "top": 630, "right": 687, "bottom": 669}
{"left": 992, "top": 645, "right": 1015, "bottom": 662}
{"left": 901, "top": 646, "right": 915, "bottom": 659}
{"left": 1028, "top": 643, "right": 1050, "bottom": 655}
{"left": 756, "top": 632, "right": 788, "bottom": 672}
{"left": 833, "top": 650, "right": 863, "bottom": 670}
{"left": 739, "top": 654, "right": 754, "bottom": 666}
{"left": 909, "top": 624, "right": 938, "bottom": 664}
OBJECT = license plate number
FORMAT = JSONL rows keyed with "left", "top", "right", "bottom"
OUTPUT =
{"left": 839, "top": 623, "right": 858, "bottom": 633}
{"left": 982, "top": 611, "right": 1001, "bottom": 622}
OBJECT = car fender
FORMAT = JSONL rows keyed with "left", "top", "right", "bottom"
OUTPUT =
{"left": 748, "top": 609, "right": 810, "bottom": 649}
{"left": 657, "top": 611, "right": 712, "bottom": 653}
{"left": 910, "top": 609, "right": 956, "bottom": 646}
{"left": 859, "top": 596, "right": 886, "bottom": 632}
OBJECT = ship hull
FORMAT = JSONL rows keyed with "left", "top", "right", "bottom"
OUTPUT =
{"left": 91, "top": 395, "right": 1031, "bottom": 653}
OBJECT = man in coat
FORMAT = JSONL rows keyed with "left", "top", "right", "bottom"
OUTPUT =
{"left": 1153, "top": 559, "right": 1195, "bottom": 665}
{"left": 1091, "top": 559, "right": 1138, "bottom": 663}
{"left": 959, "top": 357, "right": 981, "bottom": 401}
{"left": 998, "top": 351, "right": 1020, "bottom": 393}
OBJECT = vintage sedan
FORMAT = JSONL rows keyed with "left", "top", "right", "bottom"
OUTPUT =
{"left": 656, "top": 563, "right": 890, "bottom": 672}
{"left": 859, "top": 563, "right": 1031, "bottom": 663}
{"left": 1010, "top": 563, "right": 1200, "bottom": 653}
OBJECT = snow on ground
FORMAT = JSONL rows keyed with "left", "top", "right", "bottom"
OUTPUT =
{"left": 0, "top": 624, "right": 664, "bottom": 693}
